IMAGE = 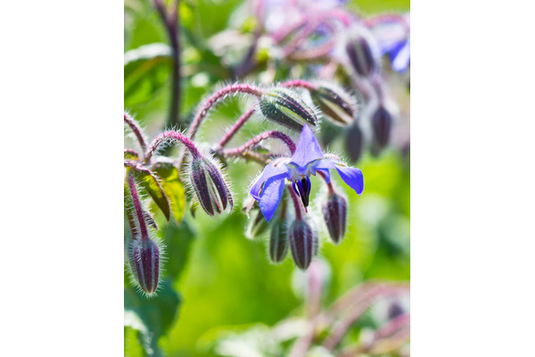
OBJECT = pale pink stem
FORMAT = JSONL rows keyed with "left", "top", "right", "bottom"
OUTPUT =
{"left": 363, "top": 13, "right": 409, "bottom": 31}
{"left": 187, "top": 84, "right": 264, "bottom": 140}
{"left": 374, "top": 313, "right": 410, "bottom": 341}
{"left": 220, "top": 130, "right": 296, "bottom": 157}
{"left": 217, "top": 107, "right": 256, "bottom": 148}
{"left": 145, "top": 130, "right": 202, "bottom": 162}
{"left": 279, "top": 79, "right": 317, "bottom": 91}
{"left": 124, "top": 113, "right": 148, "bottom": 154}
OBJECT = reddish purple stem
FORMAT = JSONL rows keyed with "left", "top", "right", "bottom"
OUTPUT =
{"left": 145, "top": 130, "right": 202, "bottom": 162}
{"left": 279, "top": 79, "right": 317, "bottom": 91}
{"left": 124, "top": 113, "right": 148, "bottom": 154}
{"left": 287, "top": 185, "right": 304, "bottom": 219}
{"left": 127, "top": 173, "right": 150, "bottom": 242}
{"left": 187, "top": 84, "right": 264, "bottom": 140}
{"left": 220, "top": 130, "right": 296, "bottom": 157}
{"left": 217, "top": 107, "right": 257, "bottom": 148}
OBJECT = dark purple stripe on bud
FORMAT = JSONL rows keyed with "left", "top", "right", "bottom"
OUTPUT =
{"left": 346, "top": 33, "right": 378, "bottom": 77}
{"left": 269, "top": 219, "right": 289, "bottom": 263}
{"left": 345, "top": 121, "right": 363, "bottom": 164}
{"left": 190, "top": 157, "right": 233, "bottom": 216}
{"left": 322, "top": 192, "right": 347, "bottom": 244}
{"left": 371, "top": 106, "right": 393, "bottom": 148}
{"left": 310, "top": 85, "right": 355, "bottom": 126}
{"left": 289, "top": 220, "right": 316, "bottom": 270}
{"left": 259, "top": 88, "right": 317, "bottom": 132}
{"left": 129, "top": 238, "right": 160, "bottom": 294}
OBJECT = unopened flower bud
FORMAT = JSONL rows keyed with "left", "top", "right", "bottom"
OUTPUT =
{"left": 388, "top": 300, "right": 405, "bottom": 320}
{"left": 322, "top": 192, "right": 347, "bottom": 244}
{"left": 309, "top": 83, "right": 355, "bottom": 126}
{"left": 128, "top": 238, "right": 161, "bottom": 295}
{"left": 259, "top": 88, "right": 318, "bottom": 132}
{"left": 346, "top": 28, "right": 380, "bottom": 77}
{"left": 289, "top": 219, "right": 318, "bottom": 270}
{"left": 190, "top": 156, "right": 233, "bottom": 216}
{"left": 246, "top": 207, "right": 269, "bottom": 239}
{"left": 345, "top": 120, "right": 363, "bottom": 164}
{"left": 269, "top": 218, "right": 289, "bottom": 263}
{"left": 371, "top": 105, "right": 393, "bottom": 148}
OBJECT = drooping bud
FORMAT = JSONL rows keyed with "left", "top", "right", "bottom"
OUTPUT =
{"left": 309, "top": 83, "right": 355, "bottom": 126}
{"left": 245, "top": 207, "right": 270, "bottom": 239}
{"left": 269, "top": 218, "right": 289, "bottom": 263}
{"left": 346, "top": 28, "right": 380, "bottom": 77}
{"left": 289, "top": 219, "right": 318, "bottom": 270}
{"left": 371, "top": 105, "right": 393, "bottom": 148}
{"left": 190, "top": 156, "right": 233, "bottom": 216}
{"left": 345, "top": 121, "right": 363, "bottom": 164}
{"left": 128, "top": 238, "right": 161, "bottom": 295}
{"left": 258, "top": 88, "right": 318, "bottom": 132}
{"left": 322, "top": 191, "right": 347, "bottom": 244}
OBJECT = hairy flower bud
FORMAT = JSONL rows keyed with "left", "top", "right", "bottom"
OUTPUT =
{"left": 246, "top": 207, "right": 269, "bottom": 239}
{"left": 346, "top": 28, "right": 380, "bottom": 77}
{"left": 289, "top": 219, "right": 318, "bottom": 270}
{"left": 309, "top": 83, "right": 355, "bottom": 126}
{"left": 190, "top": 156, "right": 233, "bottom": 216}
{"left": 345, "top": 121, "right": 363, "bottom": 164}
{"left": 258, "top": 88, "right": 318, "bottom": 132}
{"left": 371, "top": 105, "right": 393, "bottom": 148}
{"left": 269, "top": 218, "right": 289, "bottom": 263}
{"left": 322, "top": 192, "right": 347, "bottom": 244}
{"left": 128, "top": 238, "right": 161, "bottom": 295}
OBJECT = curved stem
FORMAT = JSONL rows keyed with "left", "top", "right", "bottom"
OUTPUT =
{"left": 363, "top": 13, "right": 409, "bottom": 31}
{"left": 279, "top": 79, "right": 317, "bottom": 91}
{"left": 219, "top": 130, "right": 296, "bottom": 157}
{"left": 145, "top": 130, "right": 202, "bottom": 162}
{"left": 187, "top": 84, "right": 264, "bottom": 140}
{"left": 217, "top": 107, "right": 256, "bottom": 148}
{"left": 127, "top": 172, "right": 150, "bottom": 242}
{"left": 124, "top": 113, "right": 148, "bottom": 154}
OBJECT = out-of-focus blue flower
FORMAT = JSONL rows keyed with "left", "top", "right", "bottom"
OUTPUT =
{"left": 250, "top": 125, "right": 364, "bottom": 221}
{"left": 383, "top": 37, "right": 410, "bottom": 72}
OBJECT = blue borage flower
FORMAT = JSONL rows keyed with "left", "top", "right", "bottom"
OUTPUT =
{"left": 250, "top": 125, "right": 364, "bottom": 221}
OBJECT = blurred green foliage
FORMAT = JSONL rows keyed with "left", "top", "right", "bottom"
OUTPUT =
{"left": 124, "top": 0, "right": 409, "bottom": 356}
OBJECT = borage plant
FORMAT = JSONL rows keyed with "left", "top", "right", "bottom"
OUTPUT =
{"left": 124, "top": 80, "right": 364, "bottom": 296}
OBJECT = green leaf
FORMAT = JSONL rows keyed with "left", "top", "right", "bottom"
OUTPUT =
{"left": 153, "top": 162, "right": 186, "bottom": 223}
{"left": 135, "top": 168, "right": 171, "bottom": 221}
{"left": 124, "top": 43, "right": 172, "bottom": 108}
{"left": 160, "top": 217, "right": 196, "bottom": 282}
{"left": 124, "top": 279, "right": 181, "bottom": 357}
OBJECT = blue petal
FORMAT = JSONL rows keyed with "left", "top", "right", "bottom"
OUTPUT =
{"left": 250, "top": 162, "right": 288, "bottom": 200}
{"left": 335, "top": 166, "right": 364, "bottom": 195}
{"left": 391, "top": 39, "right": 410, "bottom": 72}
{"left": 290, "top": 125, "right": 324, "bottom": 167}
{"left": 259, "top": 177, "right": 286, "bottom": 222}
{"left": 315, "top": 159, "right": 364, "bottom": 195}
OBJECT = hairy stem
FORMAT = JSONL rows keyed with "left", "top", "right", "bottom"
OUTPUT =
{"left": 124, "top": 113, "right": 148, "bottom": 154}
{"left": 187, "top": 83, "right": 264, "bottom": 140}
{"left": 145, "top": 130, "right": 202, "bottom": 162}
{"left": 279, "top": 79, "right": 317, "bottom": 91}
{"left": 127, "top": 172, "right": 150, "bottom": 242}
{"left": 219, "top": 130, "right": 296, "bottom": 157}
{"left": 217, "top": 107, "right": 256, "bottom": 148}
{"left": 287, "top": 185, "right": 304, "bottom": 220}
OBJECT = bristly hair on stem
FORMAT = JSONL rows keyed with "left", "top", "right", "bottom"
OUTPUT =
{"left": 124, "top": 112, "right": 148, "bottom": 154}
{"left": 219, "top": 130, "right": 296, "bottom": 158}
{"left": 145, "top": 130, "right": 202, "bottom": 162}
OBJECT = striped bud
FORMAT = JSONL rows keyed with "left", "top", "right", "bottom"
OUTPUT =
{"left": 246, "top": 208, "right": 269, "bottom": 239}
{"left": 269, "top": 219, "right": 289, "bottom": 263}
{"left": 128, "top": 238, "right": 161, "bottom": 295}
{"left": 289, "top": 220, "right": 318, "bottom": 270}
{"left": 258, "top": 88, "right": 318, "bottom": 132}
{"left": 346, "top": 28, "right": 380, "bottom": 77}
{"left": 310, "top": 83, "right": 355, "bottom": 126}
{"left": 190, "top": 156, "right": 233, "bottom": 216}
{"left": 345, "top": 121, "right": 363, "bottom": 164}
{"left": 322, "top": 192, "right": 347, "bottom": 244}
{"left": 371, "top": 105, "right": 393, "bottom": 148}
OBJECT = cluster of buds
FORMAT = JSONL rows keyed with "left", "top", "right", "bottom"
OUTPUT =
{"left": 217, "top": 1, "right": 410, "bottom": 162}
